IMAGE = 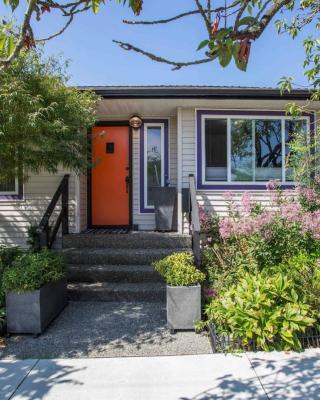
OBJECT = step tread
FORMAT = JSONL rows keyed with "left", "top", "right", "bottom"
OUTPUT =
{"left": 62, "top": 248, "right": 191, "bottom": 255}
{"left": 63, "top": 233, "right": 192, "bottom": 249}
{"left": 67, "top": 264, "right": 157, "bottom": 271}
{"left": 68, "top": 282, "right": 166, "bottom": 292}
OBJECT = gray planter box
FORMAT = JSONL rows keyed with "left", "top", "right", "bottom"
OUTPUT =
{"left": 6, "top": 278, "right": 67, "bottom": 335}
{"left": 167, "top": 284, "right": 201, "bottom": 331}
{"left": 152, "top": 187, "right": 177, "bottom": 231}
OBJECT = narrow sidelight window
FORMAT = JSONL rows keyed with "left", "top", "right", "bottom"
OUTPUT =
{"left": 145, "top": 125, "right": 163, "bottom": 206}
{"left": 205, "top": 119, "right": 227, "bottom": 181}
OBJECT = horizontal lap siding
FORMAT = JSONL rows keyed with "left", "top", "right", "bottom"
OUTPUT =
{"left": 181, "top": 108, "right": 277, "bottom": 233}
{"left": 0, "top": 172, "right": 76, "bottom": 248}
{"left": 79, "top": 174, "right": 87, "bottom": 231}
{"left": 132, "top": 117, "right": 177, "bottom": 230}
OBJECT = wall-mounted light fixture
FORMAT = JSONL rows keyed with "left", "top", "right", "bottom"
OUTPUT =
{"left": 129, "top": 115, "right": 143, "bottom": 129}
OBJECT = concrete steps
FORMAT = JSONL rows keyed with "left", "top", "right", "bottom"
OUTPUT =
{"left": 62, "top": 248, "right": 189, "bottom": 265}
{"left": 63, "top": 233, "right": 192, "bottom": 249}
{"left": 67, "top": 282, "right": 166, "bottom": 302}
{"left": 67, "top": 264, "right": 164, "bottom": 283}
{"left": 63, "top": 232, "right": 192, "bottom": 303}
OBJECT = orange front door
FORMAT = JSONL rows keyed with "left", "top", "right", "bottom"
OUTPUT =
{"left": 91, "top": 126, "right": 130, "bottom": 226}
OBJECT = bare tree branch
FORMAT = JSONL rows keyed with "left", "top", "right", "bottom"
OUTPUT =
{"left": 36, "top": 14, "right": 74, "bottom": 42}
{"left": 113, "top": 40, "right": 214, "bottom": 70}
{"left": 123, "top": 3, "right": 241, "bottom": 25}
{"left": 195, "top": 0, "right": 212, "bottom": 38}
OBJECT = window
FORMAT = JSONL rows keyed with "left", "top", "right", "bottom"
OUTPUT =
{"left": 205, "top": 119, "right": 227, "bottom": 181}
{"left": 285, "top": 120, "right": 307, "bottom": 182}
{"left": 144, "top": 123, "right": 164, "bottom": 207}
{"left": 202, "top": 115, "right": 308, "bottom": 184}
{"left": 0, "top": 176, "right": 18, "bottom": 195}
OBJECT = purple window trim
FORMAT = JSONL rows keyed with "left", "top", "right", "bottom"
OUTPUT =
{"left": 196, "top": 109, "right": 315, "bottom": 191}
{"left": 0, "top": 180, "right": 24, "bottom": 201}
{"left": 140, "top": 119, "right": 169, "bottom": 213}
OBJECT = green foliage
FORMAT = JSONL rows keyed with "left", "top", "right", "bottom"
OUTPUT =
{"left": 27, "top": 225, "right": 41, "bottom": 252}
{"left": 152, "top": 252, "right": 205, "bottom": 287}
{"left": 206, "top": 272, "right": 315, "bottom": 351}
{"left": 0, "top": 246, "right": 22, "bottom": 307}
{"left": 2, "top": 249, "right": 65, "bottom": 293}
{"left": 0, "top": 49, "right": 97, "bottom": 183}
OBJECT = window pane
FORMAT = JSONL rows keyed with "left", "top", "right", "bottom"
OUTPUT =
{"left": 205, "top": 119, "right": 227, "bottom": 181}
{"left": 255, "top": 120, "right": 282, "bottom": 181}
{"left": 285, "top": 119, "right": 307, "bottom": 181}
{"left": 147, "top": 127, "right": 162, "bottom": 206}
{"left": 231, "top": 119, "right": 253, "bottom": 181}
{"left": 0, "top": 177, "right": 16, "bottom": 193}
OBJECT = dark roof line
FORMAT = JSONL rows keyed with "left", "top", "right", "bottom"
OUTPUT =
{"left": 77, "top": 85, "right": 312, "bottom": 100}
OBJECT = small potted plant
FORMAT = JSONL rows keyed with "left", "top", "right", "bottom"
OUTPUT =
{"left": 3, "top": 249, "right": 67, "bottom": 335}
{"left": 153, "top": 252, "right": 205, "bottom": 333}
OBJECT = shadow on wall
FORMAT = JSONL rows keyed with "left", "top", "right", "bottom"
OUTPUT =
{"left": 0, "top": 196, "right": 75, "bottom": 248}
{"left": 180, "top": 352, "right": 320, "bottom": 399}
{"left": 0, "top": 359, "right": 84, "bottom": 400}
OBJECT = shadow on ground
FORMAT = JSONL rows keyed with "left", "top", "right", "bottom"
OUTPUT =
{"left": 0, "top": 359, "right": 84, "bottom": 400}
{"left": 180, "top": 351, "right": 320, "bottom": 399}
{"left": 1, "top": 302, "right": 211, "bottom": 359}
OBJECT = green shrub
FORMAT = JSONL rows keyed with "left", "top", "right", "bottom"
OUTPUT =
{"left": 153, "top": 252, "right": 205, "bottom": 286}
{"left": 0, "top": 246, "right": 23, "bottom": 307}
{"left": 206, "top": 272, "right": 315, "bottom": 351}
{"left": 2, "top": 249, "right": 65, "bottom": 293}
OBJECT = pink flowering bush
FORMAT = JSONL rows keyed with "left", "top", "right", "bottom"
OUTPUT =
{"left": 202, "top": 182, "right": 320, "bottom": 299}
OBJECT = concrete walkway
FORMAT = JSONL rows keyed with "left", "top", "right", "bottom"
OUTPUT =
{"left": 1, "top": 350, "right": 320, "bottom": 399}
{"left": 1, "top": 302, "right": 211, "bottom": 359}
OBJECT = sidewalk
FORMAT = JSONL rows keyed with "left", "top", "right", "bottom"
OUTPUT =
{"left": 1, "top": 350, "right": 320, "bottom": 399}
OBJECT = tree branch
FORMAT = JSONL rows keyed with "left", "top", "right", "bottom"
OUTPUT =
{"left": 36, "top": 14, "right": 74, "bottom": 42}
{"left": 0, "top": 0, "right": 36, "bottom": 69}
{"left": 195, "top": 0, "right": 212, "bottom": 38}
{"left": 123, "top": 3, "right": 241, "bottom": 25}
{"left": 113, "top": 40, "right": 214, "bottom": 70}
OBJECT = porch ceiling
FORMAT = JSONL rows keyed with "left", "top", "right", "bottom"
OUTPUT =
{"left": 96, "top": 98, "right": 319, "bottom": 120}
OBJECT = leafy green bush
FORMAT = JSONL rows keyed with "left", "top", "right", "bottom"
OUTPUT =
{"left": 0, "top": 246, "right": 23, "bottom": 307}
{"left": 206, "top": 272, "right": 315, "bottom": 351}
{"left": 152, "top": 252, "right": 205, "bottom": 286}
{"left": 2, "top": 249, "right": 65, "bottom": 293}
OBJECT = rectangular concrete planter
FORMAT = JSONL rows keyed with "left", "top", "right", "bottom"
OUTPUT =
{"left": 6, "top": 278, "right": 67, "bottom": 335}
{"left": 167, "top": 284, "right": 201, "bottom": 331}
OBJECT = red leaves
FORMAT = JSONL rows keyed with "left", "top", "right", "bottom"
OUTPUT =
{"left": 238, "top": 38, "right": 251, "bottom": 64}
{"left": 41, "top": 4, "right": 51, "bottom": 13}
{"left": 211, "top": 13, "right": 220, "bottom": 35}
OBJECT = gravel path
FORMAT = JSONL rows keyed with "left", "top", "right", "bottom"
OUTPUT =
{"left": 0, "top": 302, "right": 211, "bottom": 359}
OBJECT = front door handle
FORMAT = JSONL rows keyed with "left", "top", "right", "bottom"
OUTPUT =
{"left": 125, "top": 176, "right": 130, "bottom": 193}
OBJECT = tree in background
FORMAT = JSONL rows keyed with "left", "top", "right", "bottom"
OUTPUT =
{"left": 0, "top": 49, "right": 98, "bottom": 183}
{"left": 0, "top": 0, "right": 142, "bottom": 70}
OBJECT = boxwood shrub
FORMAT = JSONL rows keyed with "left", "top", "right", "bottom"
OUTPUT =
{"left": 153, "top": 252, "right": 205, "bottom": 286}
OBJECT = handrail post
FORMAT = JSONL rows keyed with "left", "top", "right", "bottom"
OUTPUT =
{"left": 188, "top": 174, "right": 201, "bottom": 269}
{"left": 61, "top": 175, "right": 69, "bottom": 235}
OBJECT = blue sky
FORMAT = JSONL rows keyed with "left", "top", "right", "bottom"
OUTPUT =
{"left": 5, "top": 0, "right": 316, "bottom": 87}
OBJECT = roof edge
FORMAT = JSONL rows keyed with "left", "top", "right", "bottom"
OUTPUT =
{"left": 78, "top": 86, "right": 312, "bottom": 100}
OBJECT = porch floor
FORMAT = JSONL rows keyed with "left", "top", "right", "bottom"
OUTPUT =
{"left": 1, "top": 302, "right": 211, "bottom": 359}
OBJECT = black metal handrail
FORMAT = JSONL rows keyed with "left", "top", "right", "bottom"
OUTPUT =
{"left": 37, "top": 174, "right": 70, "bottom": 249}
{"left": 188, "top": 174, "right": 201, "bottom": 268}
